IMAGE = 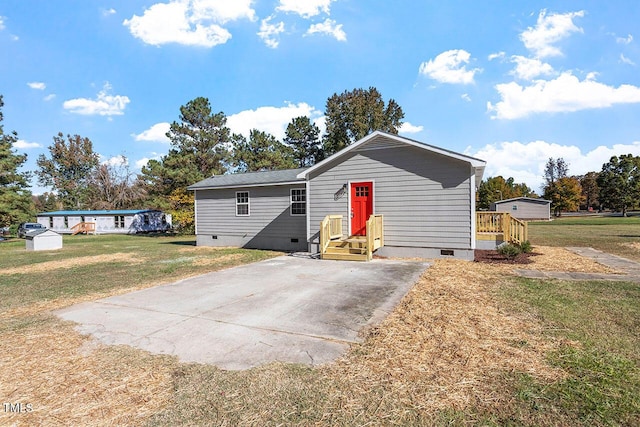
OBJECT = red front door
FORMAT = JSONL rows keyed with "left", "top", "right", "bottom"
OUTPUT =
{"left": 350, "top": 182, "right": 373, "bottom": 236}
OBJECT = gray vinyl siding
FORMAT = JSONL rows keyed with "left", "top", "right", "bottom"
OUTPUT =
{"left": 195, "top": 184, "right": 307, "bottom": 251}
{"left": 308, "top": 141, "right": 473, "bottom": 250}
{"left": 495, "top": 200, "right": 550, "bottom": 220}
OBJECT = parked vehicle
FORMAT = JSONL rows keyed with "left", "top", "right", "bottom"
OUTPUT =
{"left": 17, "top": 222, "right": 45, "bottom": 238}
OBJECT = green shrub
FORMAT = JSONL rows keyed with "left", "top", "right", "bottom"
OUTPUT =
{"left": 519, "top": 240, "right": 533, "bottom": 253}
{"left": 497, "top": 243, "right": 522, "bottom": 259}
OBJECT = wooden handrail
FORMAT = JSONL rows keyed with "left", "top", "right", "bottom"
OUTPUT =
{"left": 320, "top": 215, "right": 343, "bottom": 256}
{"left": 476, "top": 212, "right": 527, "bottom": 244}
{"left": 71, "top": 222, "right": 96, "bottom": 235}
{"left": 365, "top": 214, "right": 384, "bottom": 260}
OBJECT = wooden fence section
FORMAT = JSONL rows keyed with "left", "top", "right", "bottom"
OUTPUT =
{"left": 476, "top": 212, "right": 528, "bottom": 245}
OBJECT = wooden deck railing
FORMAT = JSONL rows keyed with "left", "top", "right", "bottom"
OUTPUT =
{"left": 476, "top": 212, "right": 528, "bottom": 245}
{"left": 320, "top": 215, "right": 343, "bottom": 255}
{"left": 365, "top": 214, "right": 384, "bottom": 260}
{"left": 71, "top": 222, "right": 96, "bottom": 235}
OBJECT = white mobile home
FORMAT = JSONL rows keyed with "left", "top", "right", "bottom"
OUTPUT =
{"left": 36, "top": 209, "right": 172, "bottom": 234}
{"left": 189, "top": 132, "right": 486, "bottom": 260}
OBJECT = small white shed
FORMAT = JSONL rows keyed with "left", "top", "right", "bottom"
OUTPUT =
{"left": 25, "top": 229, "right": 63, "bottom": 251}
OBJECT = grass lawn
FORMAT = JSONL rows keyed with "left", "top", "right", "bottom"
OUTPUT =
{"left": 1, "top": 223, "right": 639, "bottom": 426}
{"left": 529, "top": 215, "right": 640, "bottom": 262}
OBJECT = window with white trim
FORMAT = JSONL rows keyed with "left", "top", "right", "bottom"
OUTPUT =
{"left": 115, "top": 215, "right": 125, "bottom": 228}
{"left": 236, "top": 191, "right": 250, "bottom": 216}
{"left": 290, "top": 189, "right": 306, "bottom": 215}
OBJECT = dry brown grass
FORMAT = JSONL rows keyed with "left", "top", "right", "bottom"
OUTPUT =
{"left": 1, "top": 253, "right": 143, "bottom": 275}
{"left": 518, "top": 246, "right": 619, "bottom": 273}
{"left": 2, "top": 245, "right": 614, "bottom": 425}
{"left": 0, "top": 320, "right": 177, "bottom": 426}
{"left": 322, "top": 258, "right": 567, "bottom": 419}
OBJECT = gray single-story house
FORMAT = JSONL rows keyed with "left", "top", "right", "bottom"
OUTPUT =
{"left": 490, "top": 197, "right": 551, "bottom": 221}
{"left": 36, "top": 209, "right": 172, "bottom": 234}
{"left": 188, "top": 131, "right": 486, "bottom": 260}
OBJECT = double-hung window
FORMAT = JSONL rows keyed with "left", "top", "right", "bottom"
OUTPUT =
{"left": 115, "top": 215, "right": 125, "bottom": 228}
{"left": 236, "top": 191, "right": 250, "bottom": 216}
{"left": 290, "top": 189, "right": 306, "bottom": 215}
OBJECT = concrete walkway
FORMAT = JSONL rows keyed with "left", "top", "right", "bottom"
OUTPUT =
{"left": 514, "top": 247, "right": 640, "bottom": 282}
{"left": 56, "top": 255, "right": 428, "bottom": 370}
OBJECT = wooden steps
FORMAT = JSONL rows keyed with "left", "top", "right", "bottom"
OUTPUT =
{"left": 321, "top": 237, "right": 368, "bottom": 261}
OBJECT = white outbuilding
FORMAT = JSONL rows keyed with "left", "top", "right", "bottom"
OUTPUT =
{"left": 25, "top": 229, "right": 63, "bottom": 251}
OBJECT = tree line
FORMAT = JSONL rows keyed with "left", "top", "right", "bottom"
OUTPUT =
{"left": 478, "top": 155, "right": 640, "bottom": 217}
{"left": 0, "top": 87, "right": 404, "bottom": 231}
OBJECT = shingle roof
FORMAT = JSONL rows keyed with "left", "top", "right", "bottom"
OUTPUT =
{"left": 37, "top": 209, "right": 161, "bottom": 216}
{"left": 188, "top": 168, "right": 307, "bottom": 190}
{"left": 494, "top": 197, "right": 551, "bottom": 205}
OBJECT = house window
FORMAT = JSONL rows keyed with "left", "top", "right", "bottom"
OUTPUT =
{"left": 236, "top": 191, "right": 250, "bottom": 216}
{"left": 115, "top": 215, "right": 125, "bottom": 228}
{"left": 355, "top": 186, "right": 369, "bottom": 197}
{"left": 161, "top": 214, "right": 167, "bottom": 225}
{"left": 512, "top": 205, "right": 518, "bottom": 211}
{"left": 64, "top": 216, "right": 68, "bottom": 228}
{"left": 143, "top": 214, "right": 150, "bottom": 225}
{"left": 49, "top": 217, "right": 53, "bottom": 228}
{"left": 290, "top": 189, "right": 306, "bottom": 215}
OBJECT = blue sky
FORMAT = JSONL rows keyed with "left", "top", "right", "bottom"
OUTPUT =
{"left": 2, "top": 0, "right": 640, "bottom": 194}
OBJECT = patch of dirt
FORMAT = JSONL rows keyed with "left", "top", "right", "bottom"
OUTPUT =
{"left": 192, "top": 253, "right": 244, "bottom": 266}
{"left": 474, "top": 249, "right": 537, "bottom": 265}
{"left": 475, "top": 246, "right": 618, "bottom": 274}
{"left": 1, "top": 253, "right": 144, "bottom": 275}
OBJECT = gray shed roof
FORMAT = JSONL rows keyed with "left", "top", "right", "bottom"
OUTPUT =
{"left": 188, "top": 168, "right": 307, "bottom": 190}
{"left": 494, "top": 197, "right": 551, "bottom": 205}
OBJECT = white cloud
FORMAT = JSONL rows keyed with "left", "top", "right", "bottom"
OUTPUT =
{"left": 102, "top": 154, "right": 128, "bottom": 167}
{"left": 472, "top": 139, "right": 640, "bottom": 192}
{"left": 63, "top": 82, "right": 130, "bottom": 116}
{"left": 620, "top": 53, "right": 635, "bottom": 66}
{"left": 461, "top": 93, "right": 471, "bottom": 102}
{"left": 510, "top": 55, "right": 554, "bottom": 80}
{"left": 399, "top": 122, "right": 424, "bottom": 134}
{"left": 133, "top": 122, "right": 171, "bottom": 143}
{"left": 306, "top": 18, "right": 346, "bottom": 41}
{"left": 123, "top": 0, "right": 256, "bottom": 47}
{"left": 616, "top": 34, "right": 633, "bottom": 44}
{"left": 488, "top": 72, "right": 640, "bottom": 119}
{"left": 44, "top": 94, "right": 56, "bottom": 101}
{"left": 488, "top": 51, "right": 505, "bottom": 61}
{"left": 135, "top": 153, "right": 163, "bottom": 169}
{"left": 0, "top": 16, "right": 5, "bottom": 31}
{"left": 13, "top": 139, "right": 42, "bottom": 149}
{"left": 258, "top": 16, "right": 285, "bottom": 48}
{"left": 520, "top": 9, "right": 584, "bottom": 58}
{"left": 227, "top": 102, "right": 324, "bottom": 140}
{"left": 277, "top": 0, "right": 334, "bottom": 18}
{"left": 102, "top": 8, "right": 117, "bottom": 16}
{"left": 27, "top": 82, "right": 46, "bottom": 90}
{"left": 419, "top": 49, "right": 480, "bottom": 84}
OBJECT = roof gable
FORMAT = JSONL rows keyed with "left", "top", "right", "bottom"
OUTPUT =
{"left": 297, "top": 131, "right": 486, "bottom": 181}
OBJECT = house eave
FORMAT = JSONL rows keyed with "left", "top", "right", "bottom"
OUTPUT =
{"left": 188, "top": 180, "right": 305, "bottom": 191}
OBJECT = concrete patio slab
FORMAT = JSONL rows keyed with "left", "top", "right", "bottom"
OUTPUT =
{"left": 56, "top": 255, "right": 428, "bottom": 370}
